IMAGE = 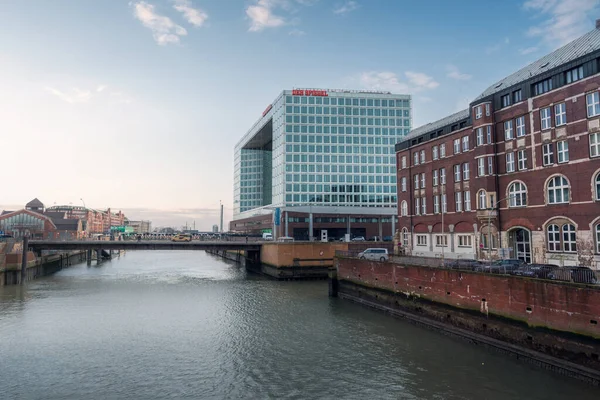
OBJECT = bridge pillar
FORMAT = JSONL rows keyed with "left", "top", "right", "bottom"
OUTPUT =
{"left": 96, "top": 249, "right": 102, "bottom": 264}
{"left": 87, "top": 249, "right": 92, "bottom": 266}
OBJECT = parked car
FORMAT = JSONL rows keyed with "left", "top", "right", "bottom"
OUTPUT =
{"left": 446, "top": 259, "right": 484, "bottom": 271}
{"left": 571, "top": 267, "right": 598, "bottom": 284}
{"left": 351, "top": 236, "right": 366, "bottom": 241}
{"left": 476, "top": 259, "right": 527, "bottom": 274}
{"left": 512, "top": 263, "right": 558, "bottom": 278}
{"left": 369, "top": 236, "right": 381, "bottom": 242}
{"left": 547, "top": 267, "right": 573, "bottom": 281}
{"left": 357, "top": 248, "right": 389, "bottom": 262}
{"left": 278, "top": 236, "right": 294, "bottom": 242}
{"left": 382, "top": 236, "right": 393, "bottom": 242}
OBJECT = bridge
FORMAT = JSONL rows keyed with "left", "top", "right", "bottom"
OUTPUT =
{"left": 28, "top": 240, "right": 262, "bottom": 252}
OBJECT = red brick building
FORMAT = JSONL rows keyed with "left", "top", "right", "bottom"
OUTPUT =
{"left": 396, "top": 24, "right": 600, "bottom": 266}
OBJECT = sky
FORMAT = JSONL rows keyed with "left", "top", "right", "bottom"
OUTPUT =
{"left": 1, "top": 0, "right": 598, "bottom": 229}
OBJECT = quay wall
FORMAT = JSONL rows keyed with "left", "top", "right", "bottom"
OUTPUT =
{"left": 335, "top": 258, "right": 600, "bottom": 382}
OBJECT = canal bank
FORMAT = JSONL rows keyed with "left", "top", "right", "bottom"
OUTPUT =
{"left": 330, "top": 257, "right": 600, "bottom": 385}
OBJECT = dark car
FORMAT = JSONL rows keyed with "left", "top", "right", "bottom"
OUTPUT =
{"left": 445, "top": 259, "right": 483, "bottom": 271}
{"left": 382, "top": 236, "right": 393, "bottom": 242}
{"left": 512, "top": 263, "right": 558, "bottom": 278}
{"left": 571, "top": 267, "right": 598, "bottom": 284}
{"left": 476, "top": 259, "right": 527, "bottom": 274}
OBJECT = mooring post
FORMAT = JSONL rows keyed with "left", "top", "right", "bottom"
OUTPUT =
{"left": 20, "top": 236, "right": 29, "bottom": 284}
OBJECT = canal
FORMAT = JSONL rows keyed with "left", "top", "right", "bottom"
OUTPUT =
{"left": 0, "top": 251, "right": 597, "bottom": 399}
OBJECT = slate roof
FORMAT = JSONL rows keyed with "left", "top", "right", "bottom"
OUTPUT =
{"left": 26, "top": 198, "right": 44, "bottom": 209}
{"left": 43, "top": 211, "right": 67, "bottom": 220}
{"left": 52, "top": 219, "right": 80, "bottom": 231}
{"left": 474, "top": 27, "right": 600, "bottom": 101}
{"left": 399, "top": 109, "right": 470, "bottom": 144}
{"left": 1, "top": 210, "right": 14, "bottom": 216}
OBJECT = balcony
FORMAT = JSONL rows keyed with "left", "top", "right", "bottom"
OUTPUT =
{"left": 477, "top": 209, "right": 497, "bottom": 220}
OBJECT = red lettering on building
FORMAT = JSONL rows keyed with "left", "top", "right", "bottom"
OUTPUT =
{"left": 262, "top": 104, "right": 273, "bottom": 117}
{"left": 291, "top": 89, "right": 328, "bottom": 97}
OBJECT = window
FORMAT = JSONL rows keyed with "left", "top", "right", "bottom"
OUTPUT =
{"left": 485, "top": 104, "right": 490, "bottom": 116}
{"left": 441, "top": 193, "right": 447, "bottom": 213}
{"left": 414, "top": 152, "right": 419, "bottom": 165}
{"left": 454, "top": 165, "right": 461, "bottom": 182}
{"left": 565, "top": 66, "right": 583, "bottom": 83}
{"left": 547, "top": 224, "right": 561, "bottom": 251}
{"left": 401, "top": 156, "right": 407, "bottom": 169}
{"left": 433, "top": 195, "right": 440, "bottom": 214}
{"left": 554, "top": 103, "right": 566, "bottom": 126}
{"left": 436, "top": 235, "right": 448, "bottom": 247}
{"left": 432, "top": 146, "right": 439, "bottom": 160}
{"left": 557, "top": 140, "right": 569, "bottom": 163}
{"left": 440, "top": 143, "right": 446, "bottom": 158}
{"left": 401, "top": 201, "right": 408, "bottom": 216}
{"left": 421, "top": 197, "right": 427, "bottom": 215}
{"left": 587, "top": 92, "right": 600, "bottom": 117}
{"left": 455, "top": 192, "right": 463, "bottom": 212}
{"left": 420, "top": 150, "right": 425, "bottom": 164}
{"left": 591, "top": 132, "right": 600, "bottom": 157}
{"left": 517, "top": 150, "right": 527, "bottom": 170}
{"left": 513, "top": 89, "right": 522, "bottom": 103}
{"left": 402, "top": 228, "right": 409, "bottom": 247}
{"left": 478, "top": 190, "right": 487, "bottom": 210}
{"left": 563, "top": 224, "right": 577, "bottom": 252}
{"left": 433, "top": 170, "right": 439, "bottom": 186}
{"left": 475, "top": 105, "right": 482, "bottom": 119}
{"left": 476, "top": 128, "right": 484, "bottom": 146}
{"left": 486, "top": 126, "right": 492, "bottom": 144}
{"left": 462, "top": 136, "right": 469, "bottom": 151}
{"left": 421, "top": 173, "right": 426, "bottom": 188}
{"left": 454, "top": 139, "right": 460, "bottom": 154}
{"left": 462, "top": 163, "right": 470, "bottom": 180}
{"left": 481, "top": 232, "right": 497, "bottom": 250}
{"left": 533, "top": 78, "right": 552, "bottom": 96}
{"left": 477, "top": 158, "right": 485, "bottom": 176}
{"left": 501, "top": 94, "right": 511, "bottom": 108}
{"left": 414, "top": 174, "right": 419, "bottom": 189}
{"left": 416, "top": 235, "right": 427, "bottom": 246}
{"left": 547, "top": 175, "right": 570, "bottom": 204}
{"left": 596, "top": 173, "right": 600, "bottom": 200}
{"left": 458, "top": 235, "right": 472, "bottom": 247}
{"left": 464, "top": 191, "right": 471, "bottom": 211}
{"left": 487, "top": 156, "right": 494, "bottom": 175}
{"left": 415, "top": 197, "right": 420, "bottom": 215}
{"left": 516, "top": 116, "right": 526, "bottom": 137}
{"left": 506, "top": 152, "right": 515, "bottom": 172}
{"left": 543, "top": 143, "right": 554, "bottom": 165}
{"left": 401, "top": 177, "right": 407, "bottom": 192}
{"left": 508, "top": 181, "right": 527, "bottom": 207}
{"left": 540, "top": 107, "right": 551, "bottom": 130}
{"left": 504, "top": 120, "right": 513, "bottom": 140}
{"left": 440, "top": 168, "right": 446, "bottom": 184}
{"left": 596, "top": 225, "right": 600, "bottom": 253}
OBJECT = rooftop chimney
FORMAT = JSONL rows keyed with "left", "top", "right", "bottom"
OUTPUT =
{"left": 596, "top": 19, "right": 600, "bottom": 29}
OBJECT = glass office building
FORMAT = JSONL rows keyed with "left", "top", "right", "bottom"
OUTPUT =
{"left": 233, "top": 88, "right": 411, "bottom": 223}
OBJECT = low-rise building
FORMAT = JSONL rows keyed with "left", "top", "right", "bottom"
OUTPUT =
{"left": 396, "top": 23, "right": 600, "bottom": 266}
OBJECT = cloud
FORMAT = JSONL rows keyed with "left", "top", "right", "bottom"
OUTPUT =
{"left": 518, "top": 46, "right": 539, "bottom": 55}
{"left": 96, "top": 85, "right": 107, "bottom": 92}
{"left": 246, "top": 0, "right": 286, "bottom": 31}
{"left": 333, "top": 1, "right": 358, "bottom": 14}
{"left": 485, "top": 37, "right": 510, "bottom": 54}
{"left": 359, "top": 71, "right": 439, "bottom": 93}
{"left": 173, "top": 0, "right": 208, "bottom": 27}
{"left": 132, "top": 1, "right": 187, "bottom": 45}
{"left": 45, "top": 87, "right": 93, "bottom": 104}
{"left": 446, "top": 65, "right": 472, "bottom": 81}
{"left": 524, "top": 0, "right": 599, "bottom": 48}
{"left": 289, "top": 28, "right": 306, "bottom": 36}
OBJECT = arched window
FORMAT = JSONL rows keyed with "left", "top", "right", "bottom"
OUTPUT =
{"left": 562, "top": 224, "right": 577, "bottom": 252}
{"left": 547, "top": 176, "right": 570, "bottom": 204}
{"left": 547, "top": 224, "right": 560, "bottom": 251}
{"left": 478, "top": 190, "right": 487, "bottom": 210}
{"left": 508, "top": 182, "right": 527, "bottom": 207}
{"left": 546, "top": 223, "right": 577, "bottom": 252}
{"left": 596, "top": 224, "right": 600, "bottom": 253}
{"left": 595, "top": 173, "right": 600, "bottom": 201}
{"left": 402, "top": 228, "right": 409, "bottom": 247}
{"left": 401, "top": 201, "right": 408, "bottom": 216}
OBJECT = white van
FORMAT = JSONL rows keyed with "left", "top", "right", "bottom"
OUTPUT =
{"left": 262, "top": 233, "right": 273, "bottom": 240}
{"left": 358, "top": 248, "right": 389, "bottom": 262}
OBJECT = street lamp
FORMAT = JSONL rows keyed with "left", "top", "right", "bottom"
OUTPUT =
{"left": 80, "top": 198, "right": 86, "bottom": 208}
{"left": 486, "top": 194, "right": 518, "bottom": 261}
{"left": 440, "top": 184, "right": 445, "bottom": 266}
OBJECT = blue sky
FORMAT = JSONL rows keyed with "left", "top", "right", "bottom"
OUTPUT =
{"left": 1, "top": 0, "right": 598, "bottom": 228}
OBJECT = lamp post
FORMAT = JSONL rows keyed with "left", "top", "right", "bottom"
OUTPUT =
{"left": 80, "top": 198, "right": 86, "bottom": 208}
{"left": 440, "top": 184, "right": 445, "bottom": 266}
{"left": 487, "top": 194, "right": 518, "bottom": 261}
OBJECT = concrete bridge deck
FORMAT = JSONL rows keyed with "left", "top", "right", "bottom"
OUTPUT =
{"left": 28, "top": 240, "right": 262, "bottom": 252}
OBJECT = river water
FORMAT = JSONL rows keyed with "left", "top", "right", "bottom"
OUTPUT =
{"left": 0, "top": 251, "right": 597, "bottom": 399}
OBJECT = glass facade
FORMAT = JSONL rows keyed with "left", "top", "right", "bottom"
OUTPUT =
{"left": 234, "top": 89, "right": 411, "bottom": 219}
